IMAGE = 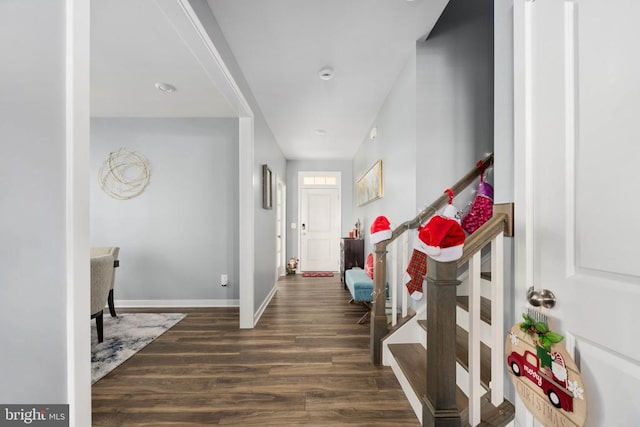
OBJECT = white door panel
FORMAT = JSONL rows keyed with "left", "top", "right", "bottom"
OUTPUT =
{"left": 300, "top": 187, "right": 340, "bottom": 272}
{"left": 276, "top": 180, "right": 285, "bottom": 277}
{"left": 514, "top": 1, "right": 640, "bottom": 425}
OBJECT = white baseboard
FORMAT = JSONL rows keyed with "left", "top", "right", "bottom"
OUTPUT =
{"left": 114, "top": 299, "right": 240, "bottom": 308}
{"left": 253, "top": 283, "right": 278, "bottom": 326}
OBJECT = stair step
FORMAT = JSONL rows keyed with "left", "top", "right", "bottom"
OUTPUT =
{"left": 388, "top": 343, "right": 515, "bottom": 427}
{"left": 388, "top": 343, "right": 470, "bottom": 418}
{"left": 457, "top": 295, "right": 492, "bottom": 325}
{"left": 480, "top": 271, "right": 492, "bottom": 281}
{"left": 477, "top": 400, "right": 516, "bottom": 427}
{"left": 416, "top": 321, "right": 492, "bottom": 390}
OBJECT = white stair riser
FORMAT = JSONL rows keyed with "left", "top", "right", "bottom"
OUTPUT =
{"left": 381, "top": 310, "right": 427, "bottom": 365}
{"left": 456, "top": 361, "right": 485, "bottom": 397}
{"left": 389, "top": 357, "right": 423, "bottom": 423}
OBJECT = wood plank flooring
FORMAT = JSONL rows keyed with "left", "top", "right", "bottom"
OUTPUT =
{"left": 92, "top": 274, "right": 419, "bottom": 426}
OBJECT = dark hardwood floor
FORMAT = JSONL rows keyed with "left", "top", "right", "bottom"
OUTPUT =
{"left": 92, "top": 274, "right": 419, "bottom": 426}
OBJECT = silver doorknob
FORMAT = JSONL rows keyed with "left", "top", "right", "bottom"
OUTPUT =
{"left": 527, "top": 286, "right": 556, "bottom": 309}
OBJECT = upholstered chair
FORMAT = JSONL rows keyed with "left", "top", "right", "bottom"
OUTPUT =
{"left": 91, "top": 254, "right": 114, "bottom": 343}
{"left": 90, "top": 247, "right": 120, "bottom": 317}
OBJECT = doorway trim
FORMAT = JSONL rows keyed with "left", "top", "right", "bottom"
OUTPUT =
{"left": 153, "top": 1, "right": 257, "bottom": 324}
{"left": 276, "top": 176, "right": 287, "bottom": 279}
{"left": 68, "top": 2, "right": 257, "bottom": 424}
{"left": 66, "top": 0, "right": 91, "bottom": 425}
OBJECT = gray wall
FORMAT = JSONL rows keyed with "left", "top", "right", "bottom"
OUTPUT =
{"left": 286, "top": 159, "right": 354, "bottom": 260}
{"left": 253, "top": 114, "right": 286, "bottom": 309}
{"left": 494, "top": 0, "right": 515, "bottom": 402}
{"left": 0, "top": 0, "right": 68, "bottom": 402}
{"left": 351, "top": 0, "right": 495, "bottom": 310}
{"left": 189, "top": 0, "right": 287, "bottom": 313}
{"left": 416, "top": 0, "right": 495, "bottom": 210}
{"left": 494, "top": 0, "right": 514, "bottom": 205}
{"left": 90, "top": 118, "right": 239, "bottom": 300}
{"left": 353, "top": 52, "right": 418, "bottom": 252}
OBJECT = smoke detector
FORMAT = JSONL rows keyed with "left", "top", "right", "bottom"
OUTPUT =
{"left": 155, "top": 82, "right": 177, "bottom": 93}
{"left": 318, "top": 68, "right": 334, "bottom": 81}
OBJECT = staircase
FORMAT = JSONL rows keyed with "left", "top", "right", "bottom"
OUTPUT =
{"left": 369, "top": 154, "right": 516, "bottom": 427}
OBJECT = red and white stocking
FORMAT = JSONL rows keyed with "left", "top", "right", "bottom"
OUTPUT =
{"left": 402, "top": 248, "right": 426, "bottom": 300}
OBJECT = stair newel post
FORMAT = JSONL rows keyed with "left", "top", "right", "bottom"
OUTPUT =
{"left": 422, "top": 257, "right": 462, "bottom": 427}
{"left": 370, "top": 241, "right": 388, "bottom": 365}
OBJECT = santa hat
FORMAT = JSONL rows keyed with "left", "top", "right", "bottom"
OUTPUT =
{"left": 370, "top": 216, "right": 392, "bottom": 244}
{"left": 420, "top": 190, "right": 465, "bottom": 262}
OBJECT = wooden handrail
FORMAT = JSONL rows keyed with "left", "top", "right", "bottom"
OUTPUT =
{"left": 377, "top": 153, "right": 494, "bottom": 249}
{"left": 456, "top": 213, "right": 508, "bottom": 267}
{"left": 370, "top": 153, "right": 494, "bottom": 365}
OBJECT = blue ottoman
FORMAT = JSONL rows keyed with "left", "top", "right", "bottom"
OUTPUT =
{"left": 345, "top": 268, "right": 374, "bottom": 324}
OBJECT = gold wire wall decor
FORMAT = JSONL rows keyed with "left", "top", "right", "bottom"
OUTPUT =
{"left": 98, "top": 148, "right": 150, "bottom": 200}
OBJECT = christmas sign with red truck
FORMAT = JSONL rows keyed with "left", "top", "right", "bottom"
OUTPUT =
{"left": 505, "top": 313, "right": 587, "bottom": 426}
{"left": 508, "top": 349, "right": 574, "bottom": 412}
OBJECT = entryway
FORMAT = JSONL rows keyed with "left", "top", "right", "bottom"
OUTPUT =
{"left": 298, "top": 172, "right": 341, "bottom": 272}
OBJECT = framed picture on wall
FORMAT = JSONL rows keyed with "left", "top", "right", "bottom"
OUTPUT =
{"left": 262, "top": 164, "right": 273, "bottom": 209}
{"left": 356, "top": 160, "right": 383, "bottom": 206}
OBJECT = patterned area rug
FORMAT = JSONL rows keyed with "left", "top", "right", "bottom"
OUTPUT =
{"left": 302, "top": 272, "right": 334, "bottom": 277}
{"left": 91, "top": 312, "right": 186, "bottom": 384}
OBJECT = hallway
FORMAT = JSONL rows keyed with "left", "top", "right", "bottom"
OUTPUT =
{"left": 92, "top": 275, "right": 418, "bottom": 426}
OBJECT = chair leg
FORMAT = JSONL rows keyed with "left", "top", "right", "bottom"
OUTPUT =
{"left": 95, "top": 312, "right": 104, "bottom": 343}
{"left": 108, "top": 289, "right": 117, "bottom": 317}
{"left": 357, "top": 310, "right": 371, "bottom": 324}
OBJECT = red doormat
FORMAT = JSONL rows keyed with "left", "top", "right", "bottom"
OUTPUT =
{"left": 302, "top": 272, "right": 334, "bottom": 277}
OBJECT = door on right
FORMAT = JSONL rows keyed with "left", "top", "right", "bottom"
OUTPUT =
{"left": 514, "top": 0, "right": 640, "bottom": 425}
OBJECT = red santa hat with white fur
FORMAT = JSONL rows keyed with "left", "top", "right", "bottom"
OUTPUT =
{"left": 421, "top": 189, "right": 466, "bottom": 262}
{"left": 370, "top": 216, "right": 392, "bottom": 244}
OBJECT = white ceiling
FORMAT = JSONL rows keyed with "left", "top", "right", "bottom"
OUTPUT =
{"left": 206, "top": 0, "right": 448, "bottom": 159}
{"left": 91, "top": 0, "right": 237, "bottom": 118}
{"left": 90, "top": 0, "right": 448, "bottom": 159}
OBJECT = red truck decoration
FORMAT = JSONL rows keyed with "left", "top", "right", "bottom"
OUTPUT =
{"left": 506, "top": 313, "right": 587, "bottom": 426}
{"left": 508, "top": 349, "right": 574, "bottom": 412}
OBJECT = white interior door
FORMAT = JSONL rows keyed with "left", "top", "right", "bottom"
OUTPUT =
{"left": 276, "top": 179, "right": 285, "bottom": 277}
{"left": 299, "top": 186, "right": 340, "bottom": 272}
{"left": 514, "top": 1, "right": 640, "bottom": 425}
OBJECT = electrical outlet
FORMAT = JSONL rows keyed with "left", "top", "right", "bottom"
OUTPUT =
{"left": 220, "top": 274, "right": 229, "bottom": 286}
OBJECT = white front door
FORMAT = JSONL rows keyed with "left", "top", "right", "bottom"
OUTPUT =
{"left": 514, "top": 1, "right": 640, "bottom": 425}
{"left": 299, "top": 182, "right": 340, "bottom": 272}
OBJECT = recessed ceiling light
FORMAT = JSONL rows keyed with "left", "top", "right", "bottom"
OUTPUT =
{"left": 318, "top": 68, "right": 334, "bottom": 81}
{"left": 155, "top": 82, "right": 177, "bottom": 93}
{"left": 315, "top": 129, "right": 327, "bottom": 136}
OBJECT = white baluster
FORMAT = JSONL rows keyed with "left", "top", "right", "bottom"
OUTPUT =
{"left": 490, "top": 232, "right": 505, "bottom": 406}
{"left": 401, "top": 232, "right": 409, "bottom": 317}
{"left": 391, "top": 239, "right": 398, "bottom": 326}
{"left": 469, "top": 251, "right": 482, "bottom": 426}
